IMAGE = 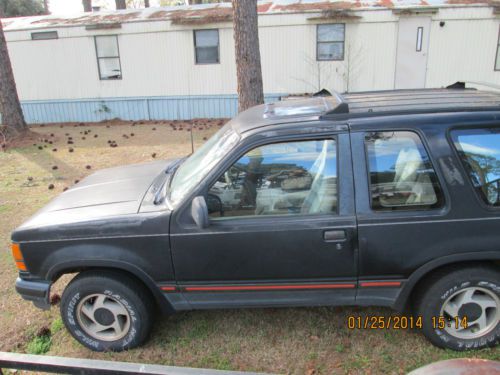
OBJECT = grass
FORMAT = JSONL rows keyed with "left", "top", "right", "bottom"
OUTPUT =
{"left": 26, "top": 335, "right": 51, "bottom": 355}
{"left": 50, "top": 318, "right": 64, "bottom": 334}
{"left": 0, "top": 120, "right": 498, "bottom": 374}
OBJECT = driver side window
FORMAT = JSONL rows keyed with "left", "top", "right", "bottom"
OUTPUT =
{"left": 207, "top": 139, "right": 338, "bottom": 218}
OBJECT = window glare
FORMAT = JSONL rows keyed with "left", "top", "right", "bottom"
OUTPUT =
{"left": 195, "top": 30, "right": 218, "bottom": 47}
{"left": 318, "top": 24, "right": 344, "bottom": 42}
{"left": 317, "top": 24, "right": 345, "bottom": 61}
{"left": 366, "top": 131, "right": 442, "bottom": 210}
{"left": 195, "top": 29, "right": 219, "bottom": 64}
{"left": 169, "top": 125, "right": 240, "bottom": 206}
{"left": 95, "top": 36, "right": 121, "bottom": 80}
{"left": 98, "top": 58, "right": 121, "bottom": 79}
{"left": 452, "top": 128, "right": 500, "bottom": 206}
{"left": 208, "top": 139, "right": 338, "bottom": 218}
{"left": 96, "top": 36, "right": 118, "bottom": 57}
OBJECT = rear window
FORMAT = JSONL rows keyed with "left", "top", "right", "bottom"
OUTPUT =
{"left": 365, "top": 131, "right": 444, "bottom": 211}
{"left": 451, "top": 127, "right": 500, "bottom": 207}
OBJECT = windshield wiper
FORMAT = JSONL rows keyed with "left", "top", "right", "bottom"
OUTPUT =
{"left": 154, "top": 158, "right": 186, "bottom": 205}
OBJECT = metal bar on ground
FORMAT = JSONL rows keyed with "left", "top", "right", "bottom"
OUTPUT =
{"left": 0, "top": 352, "right": 270, "bottom": 375}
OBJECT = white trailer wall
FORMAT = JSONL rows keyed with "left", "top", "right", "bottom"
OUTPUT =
{"left": 2, "top": 5, "right": 499, "bottom": 122}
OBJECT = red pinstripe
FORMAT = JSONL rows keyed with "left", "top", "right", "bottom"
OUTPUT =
{"left": 359, "top": 281, "right": 402, "bottom": 287}
{"left": 183, "top": 283, "right": 356, "bottom": 292}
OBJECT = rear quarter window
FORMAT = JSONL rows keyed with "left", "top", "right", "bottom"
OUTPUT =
{"left": 365, "top": 131, "right": 444, "bottom": 211}
{"left": 451, "top": 127, "right": 500, "bottom": 207}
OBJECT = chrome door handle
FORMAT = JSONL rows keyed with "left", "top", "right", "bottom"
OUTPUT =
{"left": 323, "top": 230, "right": 347, "bottom": 242}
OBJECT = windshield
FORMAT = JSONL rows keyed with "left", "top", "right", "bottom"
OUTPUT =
{"left": 169, "top": 124, "right": 240, "bottom": 206}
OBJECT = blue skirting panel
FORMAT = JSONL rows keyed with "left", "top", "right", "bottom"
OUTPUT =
{"left": 20, "top": 94, "right": 284, "bottom": 124}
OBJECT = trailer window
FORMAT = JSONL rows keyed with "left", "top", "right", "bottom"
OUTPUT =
{"left": 94, "top": 35, "right": 122, "bottom": 80}
{"left": 31, "top": 31, "right": 58, "bottom": 40}
{"left": 194, "top": 29, "right": 219, "bottom": 64}
{"left": 317, "top": 24, "right": 345, "bottom": 61}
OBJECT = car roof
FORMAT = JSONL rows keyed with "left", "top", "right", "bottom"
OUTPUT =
{"left": 230, "top": 87, "right": 500, "bottom": 134}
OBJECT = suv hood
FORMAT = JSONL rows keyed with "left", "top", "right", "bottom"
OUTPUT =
{"left": 13, "top": 159, "right": 174, "bottom": 236}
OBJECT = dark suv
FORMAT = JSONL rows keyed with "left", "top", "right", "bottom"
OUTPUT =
{"left": 11, "top": 87, "right": 500, "bottom": 352}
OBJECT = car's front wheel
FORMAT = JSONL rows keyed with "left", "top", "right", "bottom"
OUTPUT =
{"left": 60, "top": 270, "right": 154, "bottom": 352}
{"left": 416, "top": 265, "right": 500, "bottom": 351}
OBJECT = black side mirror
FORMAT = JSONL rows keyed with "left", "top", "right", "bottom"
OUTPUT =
{"left": 191, "top": 196, "right": 209, "bottom": 229}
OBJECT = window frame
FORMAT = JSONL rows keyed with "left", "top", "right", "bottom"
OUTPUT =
{"left": 364, "top": 130, "right": 445, "bottom": 212}
{"left": 94, "top": 35, "right": 122, "bottom": 80}
{"left": 449, "top": 125, "right": 500, "bottom": 210}
{"left": 206, "top": 135, "right": 340, "bottom": 221}
{"left": 31, "top": 31, "right": 58, "bottom": 40}
{"left": 193, "top": 29, "right": 220, "bottom": 65}
{"left": 316, "top": 23, "right": 345, "bottom": 61}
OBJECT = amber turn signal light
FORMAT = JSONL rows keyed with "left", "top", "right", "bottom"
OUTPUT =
{"left": 11, "top": 243, "right": 27, "bottom": 271}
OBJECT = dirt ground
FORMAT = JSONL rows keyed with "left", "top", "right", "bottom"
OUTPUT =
{"left": 0, "top": 120, "right": 498, "bottom": 374}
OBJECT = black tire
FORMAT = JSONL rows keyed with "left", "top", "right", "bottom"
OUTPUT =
{"left": 60, "top": 270, "right": 155, "bottom": 352}
{"left": 415, "top": 265, "right": 500, "bottom": 351}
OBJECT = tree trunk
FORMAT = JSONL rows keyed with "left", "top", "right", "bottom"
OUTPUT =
{"left": 82, "top": 0, "right": 92, "bottom": 12}
{"left": 231, "top": 0, "right": 264, "bottom": 112}
{"left": 43, "top": 0, "right": 50, "bottom": 14}
{"left": 144, "top": 0, "right": 150, "bottom": 7}
{"left": 115, "top": 0, "right": 126, "bottom": 9}
{"left": 0, "top": 16, "right": 27, "bottom": 138}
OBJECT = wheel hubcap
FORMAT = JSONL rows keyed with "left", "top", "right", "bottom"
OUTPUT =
{"left": 76, "top": 294, "right": 131, "bottom": 341}
{"left": 440, "top": 287, "right": 500, "bottom": 340}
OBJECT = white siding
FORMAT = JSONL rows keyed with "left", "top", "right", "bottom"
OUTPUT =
{"left": 7, "top": 26, "right": 238, "bottom": 100}
{"left": 426, "top": 16, "right": 500, "bottom": 88}
{"left": 4, "top": 6, "right": 500, "bottom": 102}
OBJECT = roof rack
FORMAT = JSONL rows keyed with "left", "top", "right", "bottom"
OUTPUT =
{"left": 319, "top": 85, "right": 500, "bottom": 120}
{"left": 452, "top": 81, "right": 500, "bottom": 92}
{"left": 326, "top": 90, "right": 349, "bottom": 115}
{"left": 263, "top": 90, "right": 349, "bottom": 119}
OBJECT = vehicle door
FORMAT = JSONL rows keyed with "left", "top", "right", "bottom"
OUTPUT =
{"left": 169, "top": 125, "right": 358, "bottom": 308}
{"left": 350, "top": 122, "right": 451, "bottom": 305}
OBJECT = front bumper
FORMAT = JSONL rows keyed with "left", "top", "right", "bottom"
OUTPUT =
{"left": 15, "top": 277, "right": 51, "bottom": 310}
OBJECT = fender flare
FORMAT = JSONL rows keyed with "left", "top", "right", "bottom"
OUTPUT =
{"left": 393, "top": 251, "right": 500, "bottom": 311}
{"left": 47, "top": 259, "right": 175, "bottom": 314}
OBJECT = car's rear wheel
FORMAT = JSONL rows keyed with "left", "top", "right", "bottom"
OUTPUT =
{"left": 60, "top": 270, "right": 154, "bottom": 352}
{"left": 416, "top": 266, "right": 500, "bottom": 351}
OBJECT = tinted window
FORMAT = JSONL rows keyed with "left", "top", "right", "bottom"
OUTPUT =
{"left": 365, "top": 131, "right": 443, "bottom": 210}
{"left": 207, "top": 139, "right": 337, "bottom": 218}
{"left": 451, "top": 127, "right": 500, "bottom": 206}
